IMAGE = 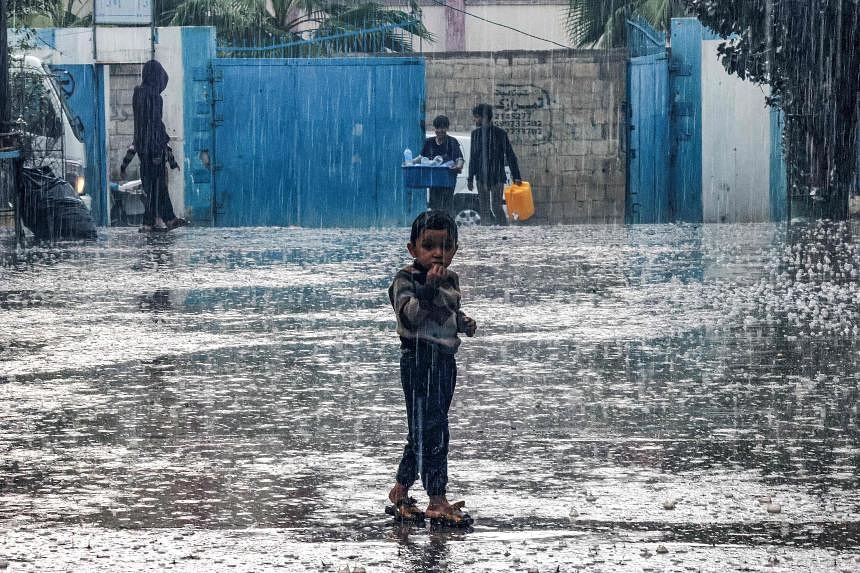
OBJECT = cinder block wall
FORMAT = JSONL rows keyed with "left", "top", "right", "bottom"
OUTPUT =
{"left": 109, "top": 63, "right": 144, "bottom": 181}
{"left": 424, "top": 49, "right": 627, "bottom": 224}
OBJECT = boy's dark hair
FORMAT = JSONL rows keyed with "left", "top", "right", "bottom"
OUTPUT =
{"left": 410, "top": 210, "right": 458, "bottom": 246}
{"left": 472, "top": 103, "right": 493, "bottom": 121}
{"left": 432, "top": 115, "right": 450, "bottom": 129}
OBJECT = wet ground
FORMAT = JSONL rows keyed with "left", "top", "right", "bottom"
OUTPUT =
{"left": 1, "top": 221, "right": 859, "bottom": 572}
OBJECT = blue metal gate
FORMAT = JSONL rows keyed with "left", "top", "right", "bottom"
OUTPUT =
{"left": 211, "top": 57, "right": 424, "bottom": 227}
{"left": 627, "top": 51, "right": 670, "bottom": 223}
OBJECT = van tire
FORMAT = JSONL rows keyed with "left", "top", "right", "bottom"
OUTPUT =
{"left": 455, "top": 209, "right": 480, "bottom": 226}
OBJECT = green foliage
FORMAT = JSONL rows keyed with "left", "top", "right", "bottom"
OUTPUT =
{"left": 565, "top": 0, "right": 689, "bottom": 47}
{"left": 8, "top": 0, "right": 431, "bottom": 53}
{"left": 157, "top": 0, "right": 433, "bottom": 53}
{"left": 7, "top": 0, "right": 90, "bottom": 28}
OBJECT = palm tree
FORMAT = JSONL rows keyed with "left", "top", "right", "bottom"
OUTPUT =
{"left": 10, "top": 0, "right": 431, "bottom": 54}
{"left": 565, "top": 0, "right": 689, "bottom": 48}
{"left": 157, "top": 0, "right": 433, "bottom": 54}
{"left": 8, "top": 0, "right": 90, "bottom": 28}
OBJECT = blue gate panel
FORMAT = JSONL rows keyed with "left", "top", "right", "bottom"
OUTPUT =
{"left": 212, "top": 57, "right": 424, "bottom": 227}
{"left": 668, "top": 18, "right": 719, "bottom": 223}
{"left": 182, "top": 26, "right": 217, "bottom": 224}
{"left": 627, "top": 52, "right": 670, "bottom": 224}
{"left": 49, "top": 63, "right": 109, "bottom": 226}
{"left": 769, "top": 107, "right": 788, "bottom": 221}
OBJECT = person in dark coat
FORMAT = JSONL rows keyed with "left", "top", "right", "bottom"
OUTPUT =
{"left": 420, "top": 115, "right": 464, "bottom": 216}
{"left": 133, "top": 60, "right": 182, "bottom": 231}
{"left": 467, "top": 103, "right": 522, "bottom": 226}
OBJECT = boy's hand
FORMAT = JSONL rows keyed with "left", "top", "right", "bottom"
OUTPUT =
{"left": 426, "top": 263, "right": 448, "bottom": 286}
{"left": 459, "top": 315, "right": 477, "bottom": 337}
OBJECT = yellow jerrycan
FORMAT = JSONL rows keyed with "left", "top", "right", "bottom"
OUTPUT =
{"left": 503, "top": 181, "right": 535, "bottom": 222}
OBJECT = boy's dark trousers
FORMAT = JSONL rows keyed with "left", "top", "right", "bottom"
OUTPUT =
{"left": 396, "top": 341, "right": 457, "bottom": 497}
{"left": 140, "top": 152, "right": 176, "bottom": 225}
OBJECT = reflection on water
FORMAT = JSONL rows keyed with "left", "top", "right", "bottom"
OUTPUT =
{"left": 0, "top": 221, "right": 858, "bottom": 571}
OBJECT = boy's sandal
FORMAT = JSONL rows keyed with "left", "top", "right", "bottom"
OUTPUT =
{"left": 384, "top": 497, "right": 425, "bottom": 522}
{"left": 426, "top": 501, "right": 473, "bottom": 527}
{"left": 167, "top": 218, "right": 189, "bottom": 230}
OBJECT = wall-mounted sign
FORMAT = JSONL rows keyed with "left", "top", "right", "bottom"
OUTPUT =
{"left": 493, "top": 84, "right": 552, "bottom": 146}
{"left": 94, "top": 0, "right": 152, "bottom": 25}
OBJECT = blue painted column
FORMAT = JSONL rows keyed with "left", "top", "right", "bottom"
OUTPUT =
{"left": 769, "top": 107, "right": 788, "bottom": 221}
{"left": 181, "top": 26, "right": 217, "bottom": 225}
{"left": 668, "top": 18, "right": 716, "bottom": 223}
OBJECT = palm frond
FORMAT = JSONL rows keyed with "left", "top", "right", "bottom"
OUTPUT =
{"left": 566, "top": 0, "right": 622, "bottom": 47}
{"left": 9, "top": 0, "right": 90, "bottom": 27}
{"left": 566, "top": 0, "right": 688, "bottom": 48}
{"left": 162, "top": 0, "right": 431, "bottom": 54}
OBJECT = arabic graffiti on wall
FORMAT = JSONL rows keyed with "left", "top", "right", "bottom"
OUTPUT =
{"left": 493, "top": 84, "right": 552, "bottom": 145}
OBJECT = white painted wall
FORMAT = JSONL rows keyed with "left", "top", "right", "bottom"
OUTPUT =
{"left": 397, "top": 4, "right": 571, "bottom": 52}
{"left": 44, "top": 27, "right": 188, "bottom": 217}
{"left": 701, "top": 40, "right": 771, "bottom": 223}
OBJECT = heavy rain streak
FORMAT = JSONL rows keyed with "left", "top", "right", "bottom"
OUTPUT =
{"left": 1, "top": 0, "right": 860, "bottom": 572}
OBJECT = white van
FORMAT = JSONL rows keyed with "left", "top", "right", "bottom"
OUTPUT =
{"left": 8, "top": 55, "right": 88, "bottom": 207}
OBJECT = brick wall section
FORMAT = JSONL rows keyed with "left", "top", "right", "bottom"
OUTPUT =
{"left": 108, "top": 63, "right": 143, "bottom": 181}
{"left": 424, "top": 49, "right": 627, "bottom": 224}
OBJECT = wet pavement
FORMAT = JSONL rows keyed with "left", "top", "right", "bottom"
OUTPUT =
{"left": 1, "top": 221, "right": 859, "bottom": 572}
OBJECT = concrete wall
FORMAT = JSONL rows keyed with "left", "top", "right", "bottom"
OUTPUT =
{"left": 109, "top": 63, "right": 143, "bottom": 180}
{"left": 424, "top": 49, "right": 627, "bottom": 224}
{"left": 701, "top": 40, "right": 772, "bottom": 223}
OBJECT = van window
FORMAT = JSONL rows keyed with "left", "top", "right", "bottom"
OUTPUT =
{"left": 10, "top": 70, "right": 63, "bottom": 139}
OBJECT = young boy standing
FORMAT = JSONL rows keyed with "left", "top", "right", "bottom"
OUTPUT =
{"left": 386, "top": 210, "right": 477, "bottom": 527}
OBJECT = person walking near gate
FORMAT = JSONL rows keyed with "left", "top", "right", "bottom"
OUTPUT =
{"left": 467, "top": 103, "right": 522, "bottom": 226}
{"left": 133, "top": 59, "right": 183, "bottom": 232}
{"left": 420, "top": 115, "right": 464, "bottom": 215}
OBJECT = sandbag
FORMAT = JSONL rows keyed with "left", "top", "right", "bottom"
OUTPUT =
{"left": 20, "top": 166, "right": 97, "bottom": 240}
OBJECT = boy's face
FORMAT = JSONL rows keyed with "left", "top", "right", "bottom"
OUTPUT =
{"left": 408, "top": 229, "right": 458, "bottom": 270}
{"left": 473, "top": 114, "right": 488, "bottom": 127}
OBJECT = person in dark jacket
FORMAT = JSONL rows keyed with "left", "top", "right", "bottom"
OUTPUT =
{"left": 420, "top": 115, "right": 464, "bottom": 216}
{"left": 133, "top": 60, "right": 182, "bottom": 231}
{"left": 467, "top": 103, "right": 522, "bottom": 226}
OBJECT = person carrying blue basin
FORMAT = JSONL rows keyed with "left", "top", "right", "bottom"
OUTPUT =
{"left": 420, "top": 115, "right": 464, "bottom": 216}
